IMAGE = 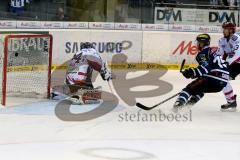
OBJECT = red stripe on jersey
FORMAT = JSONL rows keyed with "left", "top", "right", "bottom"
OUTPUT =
{"left": 87, "top": 60, "right": 102, "bottom": 72}
{"left": 230, "top": 57, "right": 240, "bottom": 65}
{"left": 224, "top": 90, "right": 233, "bottom": 95}
{"left": 78, "top": 72, "right": 87, "bottom": 76}
{"left": 74, "top": 80, "right": 87, "bottom": 85}
{"left": 230, "top": 95, "right": 236, "bottom": 100}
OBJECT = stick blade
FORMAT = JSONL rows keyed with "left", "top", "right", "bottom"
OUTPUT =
{"left": 136, "top": 103, "right": 152, "bottom": 110}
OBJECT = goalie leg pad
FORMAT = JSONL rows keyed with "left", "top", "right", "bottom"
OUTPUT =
{"left": 68, "top": 89, "right": 102, "bottom": 105}
{"left": 82, "top": 90, "right": 102, "bottom": 104}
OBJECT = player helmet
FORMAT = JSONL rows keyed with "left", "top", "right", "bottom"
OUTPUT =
{"left": 196, "top": 33, "right": 211, "bottom": 46}
{"left": 80, "top": 42, "right": 94, "bottom": 49}
{"left": 222, "top": 21, "right": 236, "bottom": 32}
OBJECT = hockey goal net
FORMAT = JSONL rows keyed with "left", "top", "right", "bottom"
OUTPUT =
{"left": 0, "top": 34, "right": 52, "bottom": 106}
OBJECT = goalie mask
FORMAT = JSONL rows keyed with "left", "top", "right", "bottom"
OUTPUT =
{"left": 80, "top": 42, "right": 94, "bottom": 49}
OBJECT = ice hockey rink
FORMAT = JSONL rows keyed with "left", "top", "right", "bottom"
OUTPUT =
{"left": 0, "top": 70, "right": 240, "bottom": 160}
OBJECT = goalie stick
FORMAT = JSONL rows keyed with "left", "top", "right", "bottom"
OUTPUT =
{"left": 135, "top": 59, "right": 186, "bottom": 110}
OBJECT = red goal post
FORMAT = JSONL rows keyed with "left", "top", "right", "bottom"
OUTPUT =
{"left": 0, "top": 34, "right": 53, "bottom": 106}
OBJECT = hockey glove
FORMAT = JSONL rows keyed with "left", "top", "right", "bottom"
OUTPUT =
{"left": 182, "top": 68, "right": 194, "bottom": 79}
{"left": 100, "top": 69, "right": 112, "bottom": 81}
{"left": 100, "top": 63, "right": 113, "bottom": 81}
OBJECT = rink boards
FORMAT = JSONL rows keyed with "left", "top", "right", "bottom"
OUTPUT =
{"left": 0, "top": 29, "right": 223, "bottom": 69}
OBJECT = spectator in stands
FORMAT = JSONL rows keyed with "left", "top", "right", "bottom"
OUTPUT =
{"left": 155, "top": 0, "right": 182, "bottom": 7}
{"left": 228, "top": 0, "right": 238, "bottom": 9}
{"left": 52, "top": 7, "right": 69, "bottom": 21}
{"left": 210, "top": 0, "right": 219, "bottom": 6}
{"left": 221, "top": 0, "right": 238, "bottom": 9}
{"left": 221, "top": 0, "right": 228, "bottom": 6}
{"left": 9, "top": 0, "right": 30, "bottom": 15}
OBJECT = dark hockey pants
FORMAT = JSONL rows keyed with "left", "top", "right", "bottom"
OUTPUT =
{"left": 177, "top": 77, "right": 227, "bottom": 104}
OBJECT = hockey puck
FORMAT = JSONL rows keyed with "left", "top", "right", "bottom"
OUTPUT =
{"left": 15, "top": 52, "right": 19, "bottom": 57}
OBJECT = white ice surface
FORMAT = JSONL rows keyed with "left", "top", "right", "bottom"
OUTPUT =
{"left": 0, "top": 71, "right": 240, "bottom": 160}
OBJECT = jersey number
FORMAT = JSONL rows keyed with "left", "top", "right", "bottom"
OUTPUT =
{"left": 233, "top": 45, "right": 239, "bottom": 51}
{"left": 213, "top": 56, "right": 227, "bottom": 68}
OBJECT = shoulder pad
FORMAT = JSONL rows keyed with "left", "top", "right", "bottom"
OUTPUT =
{"left": 199, "top": 53, "right": 207, "bottom": 60}
{"left": 197, "top": 50, "right": 208, "bottom": 60}
{"left": 219, "top": 37, "right": 225, "bottom": 43}
{"left": 218, "top": 37, "right": 227, "bottom": 46}
{"left": 231, "top": 34, "right": 239, "bottom": 41}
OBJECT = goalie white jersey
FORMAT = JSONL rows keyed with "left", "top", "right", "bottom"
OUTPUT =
{"left": 216, "top": 33, "right": 240, "bottom": 65}
{"left": 66, "top": 48, "right": 103, "bottom": 85}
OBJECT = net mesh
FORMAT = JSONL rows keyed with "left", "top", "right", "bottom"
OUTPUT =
{"left": 0, "top": 34, "right": 51, "bottom": 104}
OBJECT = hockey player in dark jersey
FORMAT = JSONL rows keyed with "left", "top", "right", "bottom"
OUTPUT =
{"left": 173, "top": 34, "right": 229, "bottom": 111}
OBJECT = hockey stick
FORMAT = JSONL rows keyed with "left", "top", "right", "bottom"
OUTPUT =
{"left": 105, "top": 61, "right": 116, "bottom": 95}
{"left": 108, "top": 81, "right": 114, "bottom": 94}
{"left": 135, "top": 59, "right": 186, "bottom": 110}
{"left": 180, "top": 59, "right": 186, "bottom": 73}
{"left": 136, "top": 93, "right": 180, "bottom": 110}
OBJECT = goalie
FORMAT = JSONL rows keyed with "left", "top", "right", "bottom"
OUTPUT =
{"left": 52, "top": 42, "right": 113, "bottom": 104}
